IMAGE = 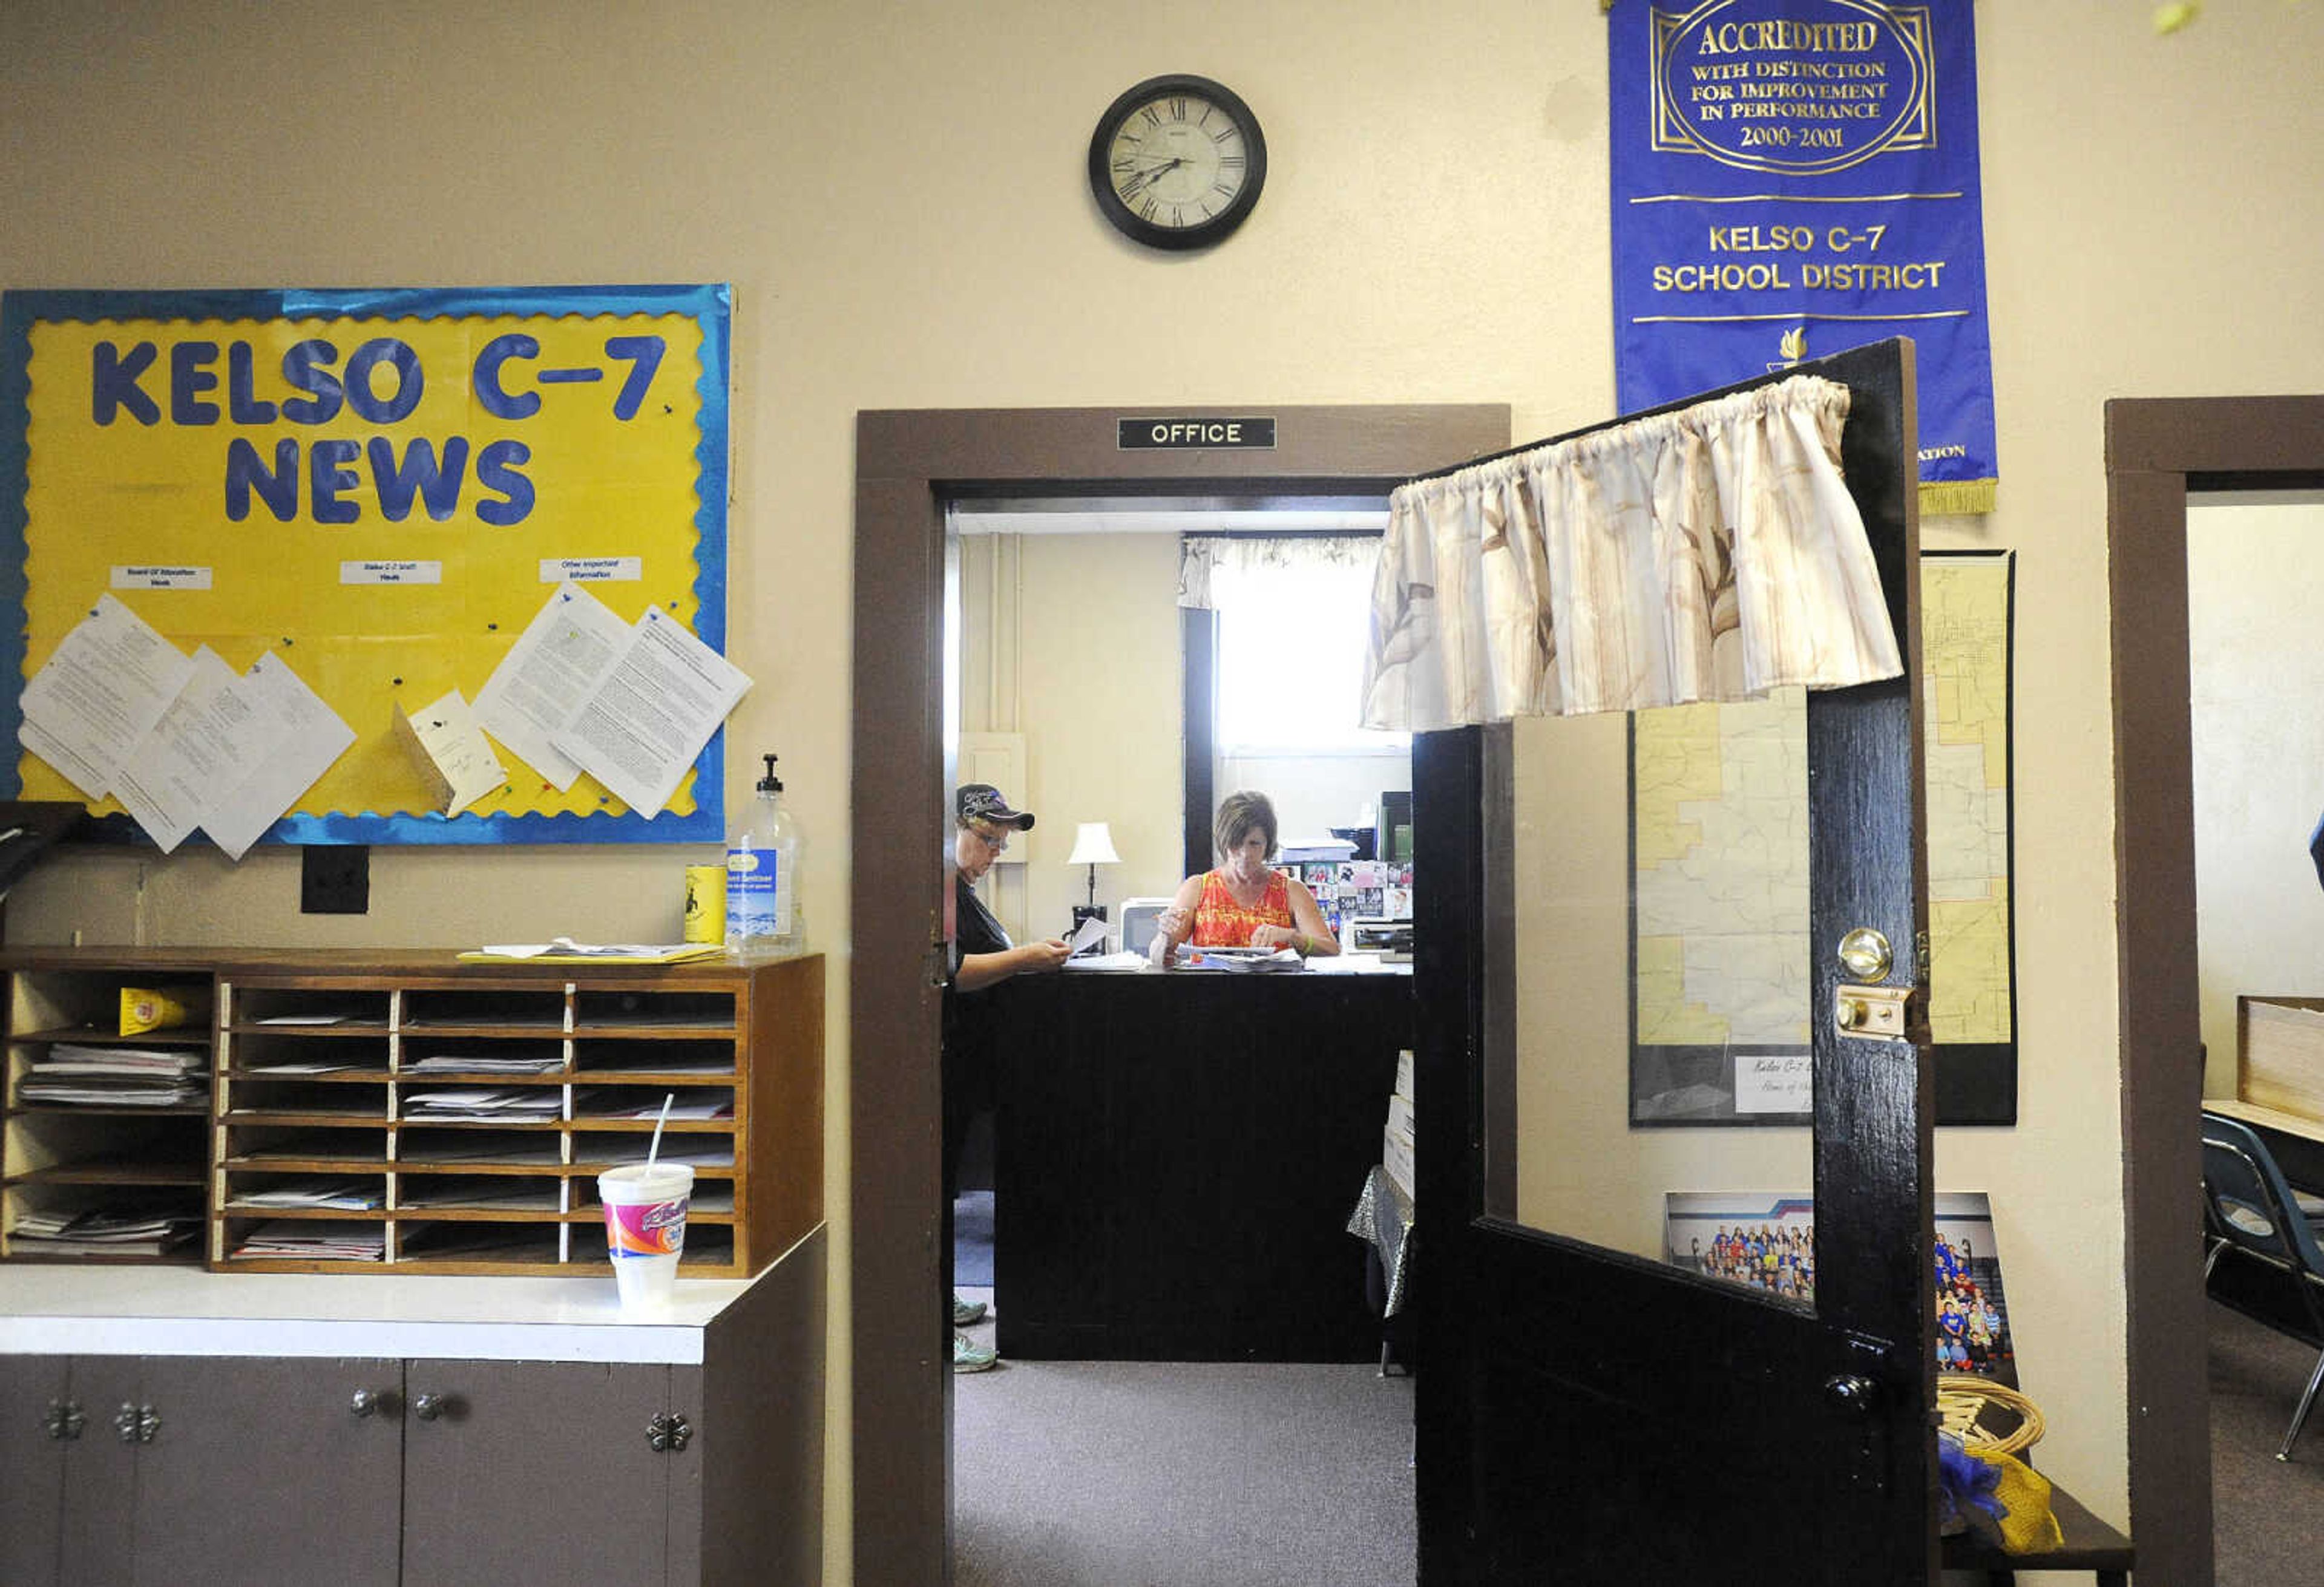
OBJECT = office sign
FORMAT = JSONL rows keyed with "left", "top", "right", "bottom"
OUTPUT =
{"left": 1609, "top": 0, "right": 1998, "bottom": 514}
{"left": 1117, "top": 416, "right": 1277, "bottom": 450}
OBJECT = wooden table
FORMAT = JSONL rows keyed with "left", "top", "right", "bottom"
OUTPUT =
{"left": 1938, "top": 1480, "right": 2132, "bottom": 1584}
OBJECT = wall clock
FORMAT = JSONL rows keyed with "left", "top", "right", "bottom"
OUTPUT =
{"left": 1087, "top": 74, "right": 1267, "bottom": 251}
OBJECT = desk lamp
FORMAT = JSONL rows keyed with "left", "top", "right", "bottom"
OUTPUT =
{"left": 1066, "top": 822, "right": 1120, "bottom": 935}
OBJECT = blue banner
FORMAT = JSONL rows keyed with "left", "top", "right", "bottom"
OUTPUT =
{"left": 1610, "top": 1, "right": 1997, "bottom": 513}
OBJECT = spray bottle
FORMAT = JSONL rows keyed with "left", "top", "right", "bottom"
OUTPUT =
{"left": 725, "top": 753, "right": 804, "bottom": 951}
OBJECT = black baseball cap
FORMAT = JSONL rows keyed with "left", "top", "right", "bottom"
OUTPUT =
{"left": 957, "top": 784, "right": 1036, "bottom": 830}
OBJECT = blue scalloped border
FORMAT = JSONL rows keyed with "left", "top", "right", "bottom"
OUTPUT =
{"left": 0, "top": 284, "right": 732, "bottom": 847}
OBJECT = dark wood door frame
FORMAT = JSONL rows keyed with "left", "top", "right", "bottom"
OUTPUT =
{"left": 2107, "top": 394, "right": 2324, "bottom": 1587}
{"left": 849, "top": 402, "right": 1508, "bottom": 1586}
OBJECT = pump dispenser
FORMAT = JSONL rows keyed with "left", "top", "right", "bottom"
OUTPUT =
{"left": 725, "top": 752, "right": 804, "bottom": 951}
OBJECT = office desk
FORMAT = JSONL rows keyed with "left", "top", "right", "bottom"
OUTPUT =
{"left": 2204, "top": 1097, "right": 2324, "bottom": 1189}
{"left": 989, "top": 966, "right": 1411, "bottom": 1361}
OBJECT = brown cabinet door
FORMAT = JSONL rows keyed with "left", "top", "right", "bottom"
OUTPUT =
{"left": 130, "top": 1356, "right": 404, "bottom": 1587}
{"left": 400, "top": 1358, "right": 675, "bottom": 1587}
{"left": 1, "top": 1356, "right": 70, "bottom": 1587}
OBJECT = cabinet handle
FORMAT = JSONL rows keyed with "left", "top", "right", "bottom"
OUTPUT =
{"left": 350, "top": 1389, "right": 387, "bottom": 1418}
{"left": 646, "top": 1411, "right": 693, "bottom": 1453}
{"left": 43, "top": 1399, "right": 85, "bottom": 1441}
{"left": 412, "top": 1392, "right": 446, "bottom": 1421}
{"left": 113, "top": 1402, "right": 160, "bottom": 1444}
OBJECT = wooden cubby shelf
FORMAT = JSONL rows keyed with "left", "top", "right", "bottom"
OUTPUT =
{"left": 0, "top": 948, "right": 821, "bottom": 1278}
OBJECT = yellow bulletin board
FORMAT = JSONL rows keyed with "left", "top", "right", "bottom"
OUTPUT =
{"left": 0, "top": 286, "right": 733, "bottom": 845}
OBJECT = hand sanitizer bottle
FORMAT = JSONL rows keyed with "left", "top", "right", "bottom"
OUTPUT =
{"left": 726, "top": 753, "right": 804, "bottom": 951}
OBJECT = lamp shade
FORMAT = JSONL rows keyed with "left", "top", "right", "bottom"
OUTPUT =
{"left": 1066, "top": 822, "right": 1120, "bottom": 866}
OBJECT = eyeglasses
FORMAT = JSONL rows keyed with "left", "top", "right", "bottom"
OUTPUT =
{"left": 967, "top": 825, "right": 1011, "bottom": 854}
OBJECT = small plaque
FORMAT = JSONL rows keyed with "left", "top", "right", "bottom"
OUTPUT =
{"left": 1117, "top": 416, "right": 1276, "bottom": 450}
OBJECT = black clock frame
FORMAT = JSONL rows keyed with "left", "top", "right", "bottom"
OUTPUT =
{"left": 1086, "top": 74, "right": 1268, "bottom": 252}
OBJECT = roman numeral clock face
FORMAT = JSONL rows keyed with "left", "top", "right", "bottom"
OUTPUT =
{"left": 1088, "top": 75, "right": 1268, "bottom": 250}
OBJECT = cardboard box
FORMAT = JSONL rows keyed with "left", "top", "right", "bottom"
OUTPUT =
{"left": 2238, "top": 996, "right": 2324, "bottom": 1121}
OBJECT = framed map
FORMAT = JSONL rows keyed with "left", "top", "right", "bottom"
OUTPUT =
{"left": 1629, "top": 551, "right": 2016, "bottom": 1125}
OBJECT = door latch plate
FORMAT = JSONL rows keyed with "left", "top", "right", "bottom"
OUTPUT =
{"left": 1834, "top": 983, "right": 1909, "bottom": 1040}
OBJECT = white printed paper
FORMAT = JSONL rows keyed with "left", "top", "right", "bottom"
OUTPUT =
{"left": 393, "top": 690, "right": 507, "bottom": 816}
{"left": 111, "top": 647, "right": 292, "bottom": 854}
{"left": 17, "top": 594, "right": 195, "bottom": 800}
{"left": 201, "top": 653, "right": 358, "bottom": 861}
{"left": 473, "top": 583, "right": 632, "bottom": 790}
{"left": 339, "top": 561, "right": 442, "bottom": 585}
{"left": 539, "top": 557, "right": 642, "bottom": 583}
{"left": 551, "top": 607, "right": 750, "bottom": 817}
{"left": 1733, "top": 1052, "right": 1814, "bottom": 1114}
{"left": 111, "top": 566, "right": 213, "bottom": 591}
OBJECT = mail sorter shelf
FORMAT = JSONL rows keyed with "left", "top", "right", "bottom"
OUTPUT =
{"left": 209, "top": 952, "right": 822, "bottom": 1276}
{"left": 0, "top": 951, "right": 219, "bottom": 1265}
{"left": 0, "top": 947, "right": 821, "bottom": 1277}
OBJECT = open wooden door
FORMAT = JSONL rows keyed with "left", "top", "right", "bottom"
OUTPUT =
{"left": 1411, "top": 341, "right": 1935, "bottom": 1582}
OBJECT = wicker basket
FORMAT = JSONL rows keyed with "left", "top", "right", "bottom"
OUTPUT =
{"left": 1937, "top": 1373, "right": 2045, "bottom": 1458}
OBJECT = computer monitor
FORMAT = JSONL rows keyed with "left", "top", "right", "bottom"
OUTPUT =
{"left": 1117, "top": 897, "right": 1177, "bottom": 957}
{"left": 1377, "top": 791, "right": 1414, "bottom": 865}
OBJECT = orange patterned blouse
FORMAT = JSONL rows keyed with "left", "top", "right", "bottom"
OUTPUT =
{"left": 1189, "top": 869, "right": 1295, "bottom": 947}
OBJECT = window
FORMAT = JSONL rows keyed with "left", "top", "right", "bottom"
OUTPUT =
{"left": 1204, "top": 536, "right": 1409, "bottom": 754}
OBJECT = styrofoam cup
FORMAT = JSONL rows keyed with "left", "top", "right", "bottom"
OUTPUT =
{"left": 598, "top": 1162, "right": 694, "bottom": 1311}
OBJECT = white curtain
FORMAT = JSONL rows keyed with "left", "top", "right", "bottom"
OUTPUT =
{"left": 1178, "top": 533, "right": 1379, "bottom": 609}
{"left": 1357, "top": 373, "right": 1903, "bottom": 730}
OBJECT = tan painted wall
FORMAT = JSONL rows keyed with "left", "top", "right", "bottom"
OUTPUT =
{"left": 8, "top": 1, "right": 2324, "bottom": 1571}
{"left": 959, "top": 531, "right": 1187, "bottom": 942}
{"left": 2190, "top": 497, "right": 2324, "bottom": 1096}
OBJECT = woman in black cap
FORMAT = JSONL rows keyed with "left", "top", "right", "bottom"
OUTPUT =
{"left": 945, "top": 784, "right": 1071, "bottom": 1370}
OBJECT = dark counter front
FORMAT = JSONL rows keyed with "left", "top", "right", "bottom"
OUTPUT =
{"left": 989, "top": 967, "right": 1413, "bottom": 1362}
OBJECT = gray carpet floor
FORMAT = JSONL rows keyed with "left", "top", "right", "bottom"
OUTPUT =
{"left": 952, "top": 1232, "right": 2319, "bottom": 1583}
{"left": 2207, "top": 1298, "right": 2324, "bottom": 1585}
{"left": 952, "top": 1292, "right": 1416, "bottom": 1587}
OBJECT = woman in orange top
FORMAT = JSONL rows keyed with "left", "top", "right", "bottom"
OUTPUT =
{"left": 1152, "top": 790, "right": 1341, "bottom": 965}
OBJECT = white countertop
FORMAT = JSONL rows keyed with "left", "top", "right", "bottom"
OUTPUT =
{"left": 0, "top": 1263, "right": 769, "bottom": 1363}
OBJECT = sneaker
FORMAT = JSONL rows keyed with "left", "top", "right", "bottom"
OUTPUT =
{"left": 953, "top": 1331, "right": 998, "bottom": 1372}
{"left": 951, "top": 1293, "right": 988, "bottom": 1327}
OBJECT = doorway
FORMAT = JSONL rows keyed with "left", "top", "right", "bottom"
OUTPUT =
{"left": 849, "top": 403, "right": 1509, "bottom": 1585}
{"left": 2106, "top": 394, "right": 2324, "bottom": 1587}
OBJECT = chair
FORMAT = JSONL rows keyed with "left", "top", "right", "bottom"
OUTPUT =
{"left": 2200, "top": 1110, "right": 2324, "bottom": 1461}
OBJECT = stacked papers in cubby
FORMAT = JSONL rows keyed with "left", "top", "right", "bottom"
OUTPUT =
{"left": 398, "top": 1177, "right": 563, "bottom": 1211}
{"left": 573, "top": 1088, "right": 731, "bottom": 1121}
{"left": 406, "top": 1053, "right": 566, "bottom": 1074}
{"left": 13, "top": 1200, "right": 202, "bottom": 1256}
{"left": 232, "top": 1176, "right": 386, "bottom": 1211}
{"left": 19, "top": 1042, "right": 208, "bottom": 1106}
{"left": 400, "top": 1087, "right": 563, "bottom": 1122}
{"left": 230, "top": 1220, "right": 386, "bottom": 1260}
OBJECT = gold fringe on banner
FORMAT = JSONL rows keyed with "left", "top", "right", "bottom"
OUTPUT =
{"left": 1921, "top": 478, "right": 1997, "bottom": 517}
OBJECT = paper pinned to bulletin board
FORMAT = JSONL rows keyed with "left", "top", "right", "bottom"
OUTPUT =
{"left": 0, "top": 284, "right": 733, "bottom": 846}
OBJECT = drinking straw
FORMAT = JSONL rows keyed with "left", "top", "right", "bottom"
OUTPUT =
{"left": 648, "top": 1092, "right": 675, "bottom": 1166}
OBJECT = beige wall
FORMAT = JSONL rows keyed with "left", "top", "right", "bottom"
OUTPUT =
{"left": 8, "top": 1, "right": 2324, "bottom": 1571}
{"left": 2190, "top": 497, "right": 2324, "bottom": 1095}
{"left": 959, "top": 531, "right": 1186, "bottom": 941}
